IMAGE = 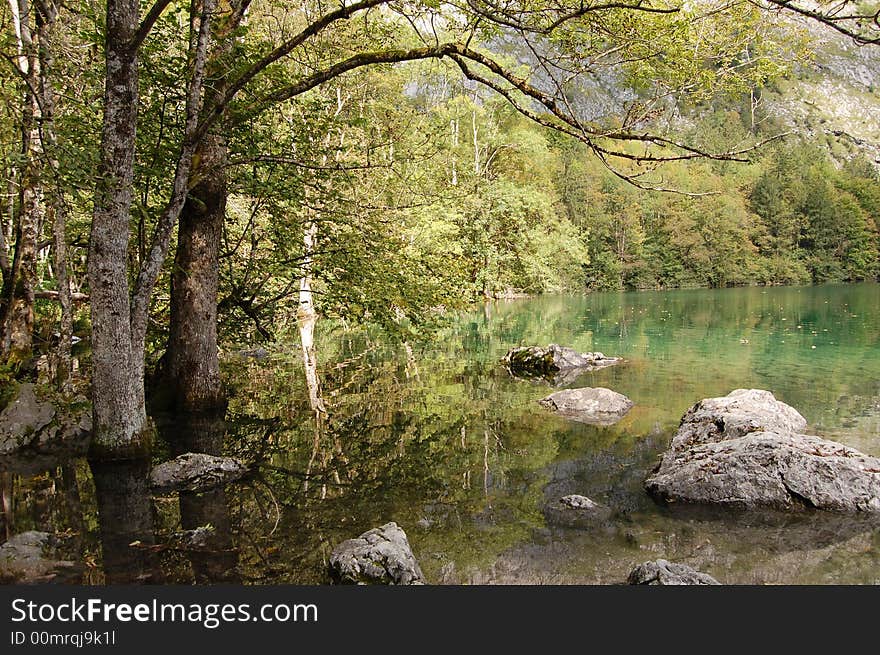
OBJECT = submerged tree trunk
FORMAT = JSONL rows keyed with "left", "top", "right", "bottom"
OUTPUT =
{"left": 87, "top": 0, "right": 149, "bottom": 458}
{"left": 90, "top": 459, "right": 161, "bottom": 583}
{"left": 163, "top": 0, "right": 247, "bottom": 416}
{"left": 166, "top": 133, "right": 226, "bottom": 414}
{"left": 164, "top": 412, "right": 239, "bottom": 583}
{"left": 89, "top": 0, "right": 214, "bottom": 457}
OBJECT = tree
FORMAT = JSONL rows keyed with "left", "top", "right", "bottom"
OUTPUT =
{"left": 83, "top": 0, "right": 797, "bottom": 455}
{"left": 163, "top": 0, "right": 249, "bottom": 415}
{"left": 88, "top": 0, "right": 215, "bottom": 456}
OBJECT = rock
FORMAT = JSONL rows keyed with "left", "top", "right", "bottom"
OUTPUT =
{"left": 150, "top": 453, "right": 248, "bottom": 493}
{"left": 503, "top": 344, "right": 621, "bottom": 383}
{"left": 0, "top": 531, "right": 76, "bottom": 584}
{"left": 329, "top": 522, "right": 425, "bottom": 585}
{"left": 664, "top": 388, "right": 808, "bottom": 451}
{"left": 539, "top": 387, "right": 633, "bottom": 425}
{"left": 0, "top": 384, "right": 91, "bottom": 466}
{"left": 543, "top": 494, "right": 614, "bottom": 529}
{"left": 627, "top": 560, "right": 720, "bottom": 585}
{"left": 237, "top": 347, "right": 269, "bottom": 361}
{"left": 560, "top": 494, "right": 600, "bottom": 509}
{"left": 646, "top": 389, "right": 880, "bottom": 513}
{"left": 0, "top": 384, "right": 56, "bottom": 454}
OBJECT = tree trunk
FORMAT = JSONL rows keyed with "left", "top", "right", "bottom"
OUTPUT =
{"left": 0, "top": 0, "right": 41, "bottom": 369}
{"left": 87, "top": 0, "right": 149, "bottom": 457}
{"left": 163, "top": 0, "right": 246, "bottom": 416}
{"left": 89, "top": 0, "right": 215, "bottom": 457}
{"left": 35, "top": 0, "right": 73, "bottom": 389}
{"left": 298, "top": 219, "right": 326, "bottom": 415}
{"left": 165, "top": 133, "right": 226, "bottom": 414}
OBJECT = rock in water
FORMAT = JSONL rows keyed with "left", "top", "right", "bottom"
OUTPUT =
{"left": 645, "top": 389, "right": 880, "bottom": 512}
{"left": 150, "top": 453, "right": 248, "bottom": 493}
{"left": 539, "top": 387, "right": 633, "bottom": 425}
{"left": 560, "top": 494, "right": 600, "bottom": 509}
{"left": 628, "top": 560, "right": 720, "bottom": 585}
{"left": 0, "top": 531, "right": 76, "bottom": 583}
{"left": 0, "top": 385, "right": 55, "bottom": 452}
{"left": 503, "top": 344, "right": 621, "bottom": 382}
{"left": 543, "top": 494, "right": 614, "bottom": 529}
{"left": 664, "top": 388, "right": 808, "bottom": 449}
{"left": 0, "top": 384, "right": 91, "bottom": 462}
{"left": 329, "top": 522, "right": 425, "bottom": 585}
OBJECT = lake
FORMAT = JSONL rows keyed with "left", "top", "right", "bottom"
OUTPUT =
{"left": 4, "top": 283, "right": 880, "bottom": 584}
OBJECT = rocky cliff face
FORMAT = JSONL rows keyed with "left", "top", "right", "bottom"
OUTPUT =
{"left": 763, "top": 14, "right": 880, "bottom": 164}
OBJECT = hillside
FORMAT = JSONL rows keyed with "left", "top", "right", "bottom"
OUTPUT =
{"left": 765, "top": 14, "right": 880, "bottom": 164}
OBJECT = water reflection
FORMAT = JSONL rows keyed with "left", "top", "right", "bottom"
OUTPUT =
{"left": 89, "top": 459, "right": 161, "bottom": 584}
{"left": 2, "top": 283, "right": 880, "bottom": 584}
{"left": 160, "top": 412, "right": 240, "bottom": 584}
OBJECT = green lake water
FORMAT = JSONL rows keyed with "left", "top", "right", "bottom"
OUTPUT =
{"left": 4, "top": 283, "right": 880, "bottom": 584}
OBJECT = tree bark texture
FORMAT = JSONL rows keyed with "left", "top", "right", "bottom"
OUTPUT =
{"left": 89, "top": 0, "right": 214, "bottom": 457}
{"left": 164, "top": 0, "right": 245, "bottom": 415}
{"left": 35, "top": 0, "right": 73, "bottom": 389}
{"left": 87, "top": 0, "right": 148, "bottom": 456}
{"left": 166, "top": 133, "right": 226, "bottom": 413}
{"left": 299, "top": 219, "right": 326, "bottom": 415}
{"left": 0, "top": 0, "right": 41, "bottom": 368}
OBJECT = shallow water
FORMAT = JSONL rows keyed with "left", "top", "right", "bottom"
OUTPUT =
{"left": 3, "top": 283, "right": 879, "bottom": 584}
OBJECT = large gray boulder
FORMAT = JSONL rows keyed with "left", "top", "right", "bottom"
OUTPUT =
{"left": 329, "top": 522, "right": 425, "bottom": 585}
{"left": 646, "top": 389, "right": 880, "bottom": 513}
{"left": 150, "top": 453, "right": 248, "bottom": 493}
{"left": 0, "top": 384, "right": 91, "bottom": 462}
{"left": 539, "top": 387, "right": 633, "bottom": 425}
{"left": 628, "top": 560, "right": 720, "bottom": 585}
{"left": 504, "top": 344, "right": 621, "bottom": 383}
{"left": 0, "top": 531, "right": 76, "bottom": 583}
{"left": 0, "top": 384, "right": 55, "bottom": 447}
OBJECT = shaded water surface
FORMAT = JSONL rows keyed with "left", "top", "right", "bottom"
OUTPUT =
{"left": 3, "top": 283, "right": 879, "bottom": 584}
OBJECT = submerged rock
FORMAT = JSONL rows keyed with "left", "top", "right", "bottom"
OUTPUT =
{"left": 646, "top": 389, "right": 880, "bottom": 513}
{"left": 543, "top": 494, "right": 614, "bottom": 529}
{"left": 539, "top": 387, "right": 633, "bottom": 425}
{"left": 503, "top": 344, "right": 621, "bottom": 383}
{"left": 560, "top": 494, "right": 601, "bottom": 509}
{"left": 150, "top": 453, "right": 248, "bottom": 493}
{"left": 0, "top": 384, "right": 91, "bottom": 464}
{"left": 628, "top": 560, "right": 720, "bottom": 585}
{"left": 329, "top": 522, "right": 425, "bottom": 585}
{"left": 0, "top": 531, "right": 76, "bottom": 583}
{"left": 167, "top": 526, "right": 217, "bottom": 550}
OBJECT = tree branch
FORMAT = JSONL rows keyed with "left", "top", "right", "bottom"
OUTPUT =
{"left": 756, "top": 0, "right": 880, "bottom": 45}
{"left": 130, "top": 0, "right": 216, "bottom": 344}
{"left": 208, "top": 0, "right": 391, "bottom": 123}
{"left": 132, "top": 0, "right": 174, "bottom": 52}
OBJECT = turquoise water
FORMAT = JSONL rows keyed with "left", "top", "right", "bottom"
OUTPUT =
{"left": 222, "top": 282, "right": 880, "bottom": 584}
{"left": 4, "top": 283, "right": 879, "bottom": 584}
